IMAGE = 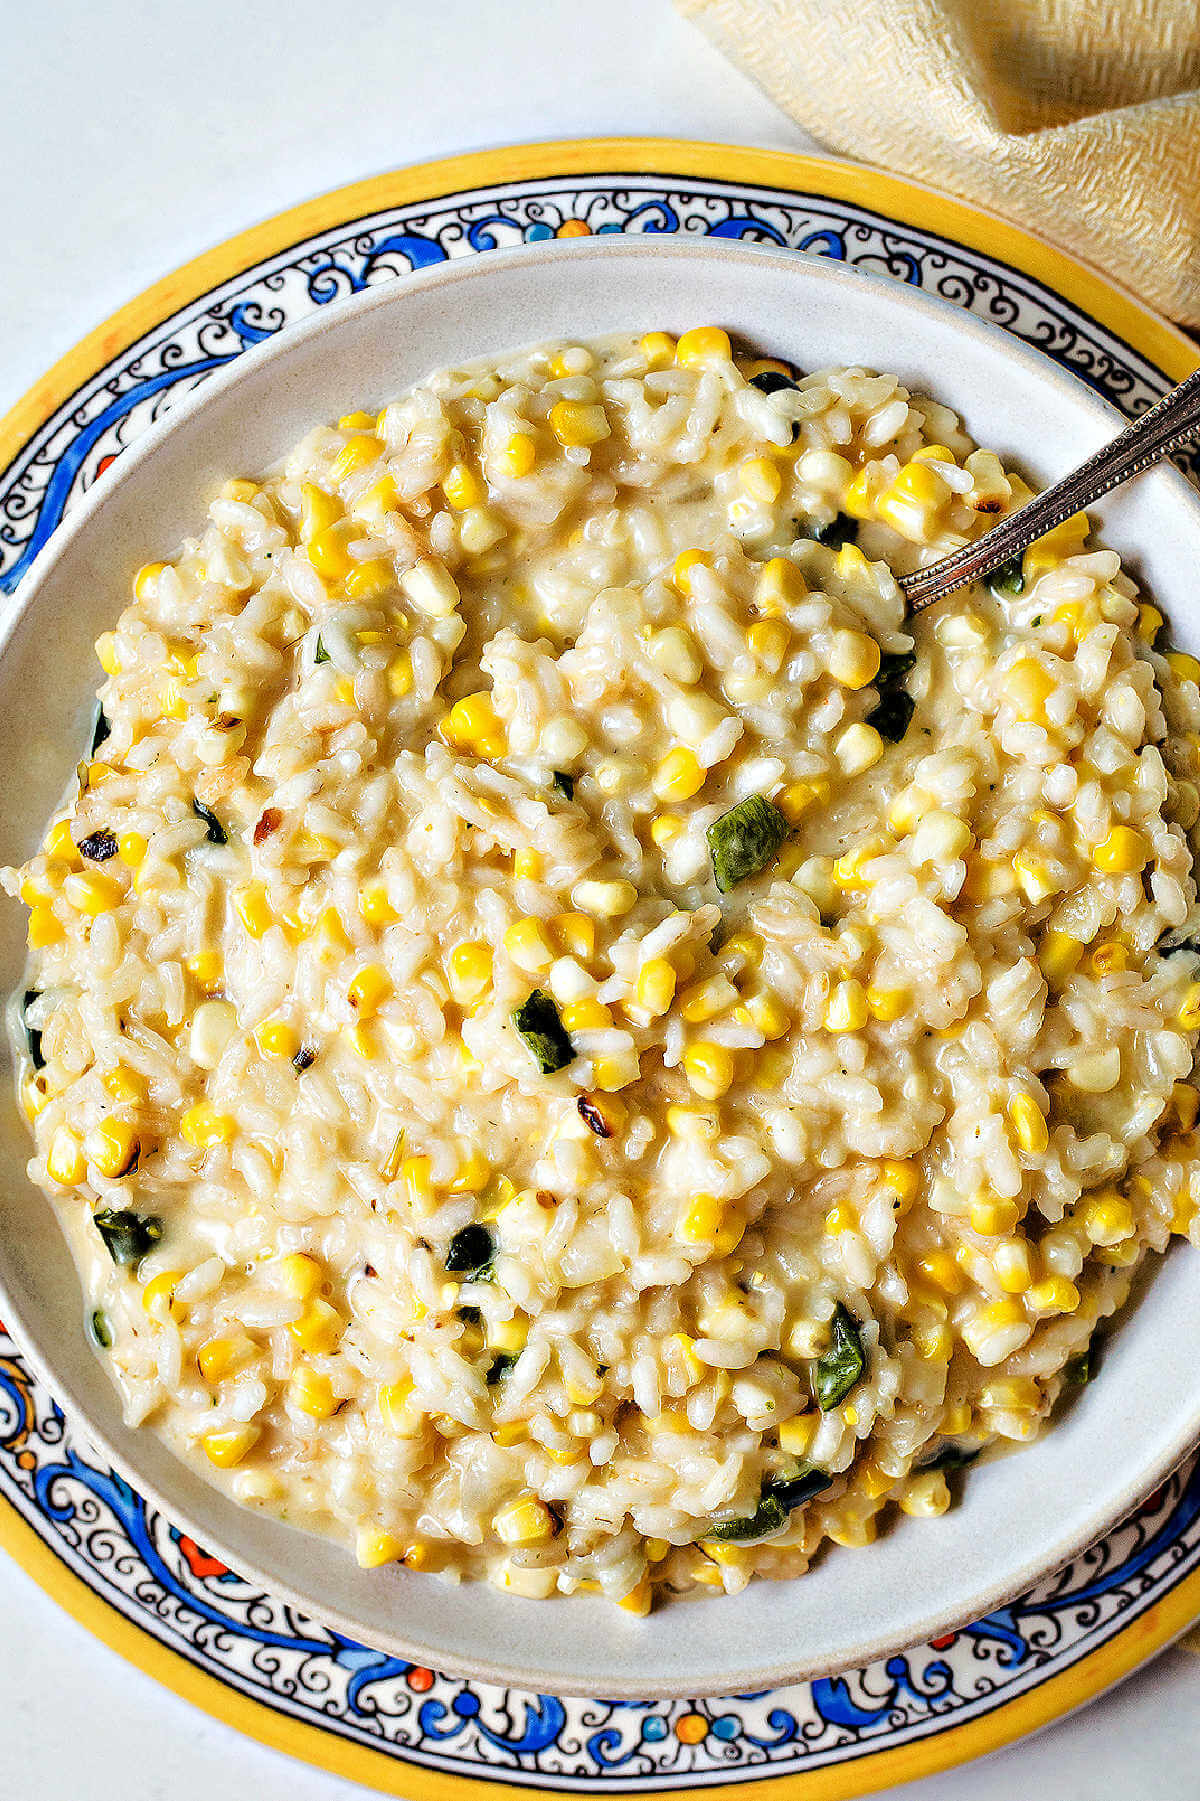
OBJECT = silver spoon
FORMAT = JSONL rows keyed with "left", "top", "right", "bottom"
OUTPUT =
{"left": 898, "top": 367, "right": 1200, "bottom": 614}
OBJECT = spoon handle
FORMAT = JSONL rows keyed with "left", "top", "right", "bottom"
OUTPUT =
{"left": 899, "top": 366, "right": 1200, "bottom": 613}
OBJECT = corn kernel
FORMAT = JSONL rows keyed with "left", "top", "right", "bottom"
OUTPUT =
{"left": 1136, "top": 603, "right": 1164, "bottom": 642}
{"left": 916, "top": 1250, "right": 963, "bottom": 1296}
{"left": 344, "top": 557, "right": 395, "bottom": 601}
{"left": 288, "top": 1299, "right": 344, "bottom": 1355}
{"left": 488, "top": 1315, "right": 529, "bottom": 1356}
{"left": 86, "top": 1117, "right": 140, "bottom": 1179}
{"left": 617, "top": 1575, "right": 653, "bottom": 1616}
{"left": 650, "top": 814, "right": 683, "bottom": 848}
{"left": 572, "top": 878, "right": 638, "bottom": 917}
{"left": 185, "top": 949, "right": 223, "bottom": 989}
{"left": 348, "top": 963, "right": 392, "bottom": 1020}
{"left": 443, "top": 461, "right": 484, "bottom": 510}
{"left": 132, "top": 560, "right": 166, "bottom": 601}
{"left": 443, "top": 690, "right": 505, "bottom": 757}
{"left": 402, "top": 559, "right": 461, "bottom": 619}
{"left": 739, "top": 456, "right": 782, "bottom": 504}
{"left": 549, "top": 400, "right": 610, "bottom": 447}
{"left": 1078, "top": 1190, "right": 1135, "bottom": 1246}
{"left": 676, "top": 326, "right": 731, "bottom": 368}
{"left": 100, "top": 1065, "right": 147, "bottom": 1106}
{"left": 203, "top": 1425, "right": 260, "bottom": 1469}
{"left": 553, "top": 913, "right": 594, "bottom": 960}
{"left": 27, "top": 907, "right": 64, "bottom": 948}
{"left": 401, "top": 1155, "right": 435, "bottom": 1215}
{"left": 253, "top": 1018, "right": 298, "bottom": 1060}
{"left": 866, "top": 984, "right": 908, "bottom": 1021}
{"left": 1179, "top": 984, "right": 1200, "bottom": 1030}
{"left": 678, "top": 1192, "right": 724, "bottom": 1245}
{"left": 180, "top": 1103, "right": 235, "bottom": 1149}
{"left": 387, "top": 652, "right": 413, "bottom": 698}
{"left": 640, "top": 331, "right": 676, "bottom": 367}
{"left": 632, "top": 958, "right": 676, "bottom": 1019}
{"left": 1005, "top": 657, "right": 1055, "bottom": 723}
{"left": 1092, "top": 826, "right": 1150, "bottom": 874}
{"left": 234, "top": 882, "right": 272, "bottom": 939}
{"left": 591, "top": 1052, "right": 639, "bottom": 1092}
{"left": 970, "top": 1194, "right": 1020, "bottom": 1237}
{"left": 504, "top": 918, "right": 557, "bottom": 976}
{"left": 276, "top": 1252, "right": 324, "bottom": 1299}
{"left": 499, "top": 431, "right": 536, "bottom": 478}
{"left": 1170, "top": 1083, "right": 1200, "bottom": 1131}
{"left": 494, "top": 1496, "right": 556, "bottom": 1546}
{"left": 1039, "top": 930, "right": 1083, "bottom": 982}
{"left": 828, "top": 630, "right": 882, "bottom": 690}
{"left": 671, "top": 548, "right": 708, "bottom": 596}
{"left": 1026, "top": 1276, "right": 1080, "bottom": 1317}
{"left": 378, "top": 1379, "right": 421, "bottom": 1436}
{"left": 448, "top": 1148, "right": 490, "bottom": 1195}
{"left": 1167, "top": 651, "right": 1200, "bottom": 687}
{"left": 289, "top": 1365, "right": 337, "bottom": 1419}
{"left": 825, "top": 979, "right": 868, "bottom": 1033}
{"left": 682, "top": 1041, "right": 735, "bottom": 1100}
{"left": 653, "top": 746, "right": 705, "bottom": 803}
{"left": 141, "top": 1269, "right": 183, "bottom": 1322}
{"left": 95, "top": 631, "right": 122, "bottom": 676}
{"left": 561, "top": 998, "right": 613, "bottom": 1033}
{"left": 65, "top": 871, "right": 122, "bottom": 915}
{"left": 46, "top": 1126, "right": 87, "bottom": 1186}
{"left": 1008, "top": 1093, "right": 1049, "bottom": 1155}
{"left": 198, "top": 1336, "right": 254, "bottom": 1383}
{"left": 307, "top": 524, "right": 353, "bottom": 583}
{"left": 448, "top": 941, "right": 493, "bottom": 1004}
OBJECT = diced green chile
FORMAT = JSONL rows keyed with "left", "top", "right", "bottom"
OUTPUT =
{"left": 706, "top": 1465, "right": 831, "bottom": 1543}
{"left": 77, "top": 829, "right": 118, "bottom": 862}
{"left": 23, "top": 991, "right": 44, "bottom": 1070}
{"left": 813, "top": 1304, "right": 866, "bottom": 1411}
{"left": 89, "top": 1308, "right": 113, "bottom": 1350}
{"left": 445, "top": 1223, "right": 494, "bottom": 1279}
{"left": 512, "top": 989, "right": 575, "bottom": 1074}
{"left": 919, "top": 1442, "right": 980, "bottom": 1473}
{"left": 551, "top": 771, "right": 575, "bottom": 801}
{"left": 192, "top": 798, "right": 227, "bottom": 844}
{"left": 749, "top": 369, "right": 799, "bottom": 395}
{"left": 988, "top": 555, "right": 1026, "bottom": 598}
{"left": 1158, "top": 934, "right": 1200, "bottom": 958}
{"left": 457, "top": 1304, "right": 482, "bottom": 1325}
{"left": 314, "top": 635, "right": 331, "bottom": 665}
{"left": 865, "top": 646, "right": 918, "bottom": 744}
{"left": 764, "top": 1463, "right": 832, "bottom": 1509}
{"left": 707, "top": 795, "right": 790, "bottom": 894}
{"left": 800, "top": 513, "right": 857, "bottom": 550}
{"left": 94, "top": 1208, "right": 163, "bottom": 1269}
{"left": 89, "top": 706, "right": 111, "bottom": 754}
{"left": 486, "top": 1352, "right": 519, "bottom": 1385}
{"left": 1064, "top": 1348, "right": 1094, "bottom": 1386}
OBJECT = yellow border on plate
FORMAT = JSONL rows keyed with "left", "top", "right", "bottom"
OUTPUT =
{"left": 2, "top": 138, "right": 1199, "bottom": 1795}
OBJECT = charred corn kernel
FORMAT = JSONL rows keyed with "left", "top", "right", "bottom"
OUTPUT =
{"left": 95, "top": 631, "right": 122, "bottom": 676}
{"left": 102, "top": 1065, "right": 147, "bottom": 1106}
{"left": 298, "top": 482, "right": 340, "bottom": 539}
{"left": 828, "top": 630, "right": 882, "bottom": 690}
{"left": 640, "top": 331, "right": 675, "bottom": 367}
{"left": 917, "top": 1250, "right": 963, "bottom": 1295}
{"left": 401, "top": 1155, "right": 434, "bottom": 1215}
{"left": 636, "top": 958, "right": 677, "bottom": 1017}
{"left": 825, "top": 979, "right": 868, "bottom": 1034}
{"left": 377, "top": 1379, "right": 421, "bottom": 1436}
{"left": 1136, "top": 603, "right": 1164, "bottom": 642}
{"left": 344, "top": 557, "right": 394, "bottom": 601}
{"left": 572, "top": 877, "right": 638, "bottom": 917}
{"left": 253, "top": 1019, "right": 297, "bottom": 1061}
{"left": 133, "top": 561, "right": 166, "bottom": 601}
{"left": 442, "top": 461, "right": 484, "bottom": 509}
{"left": 65, "top": 871, "right": 122, "bottom": 915}
{"left": 676, "top": 326, "right": 731, "bottom": 367}
{"left": 358, "top": 879, "right": 397, "bottom": 928}
{"left": 970, "top": 1195, "right": 1020, "bottom": 1237}
{"left": 203, "top": 1425, "right": 260, "bottom": 1469}
{"left": 234, "top": 883, "right": 271, "bottom": 939}
{"left": 386, "top": 652, "right": 413, "bottom": 697}
{"left": 561, "top": 998, "right": 613, "bottom": 1032}
{"left": 739, "top": 456, "right": 782, "bottom": 503}
{"left": 444, "top": 691, "right": 504, "bottom": 757}
{"left": 499, "top": 431, "right": 536, "bottom": 478}
{"left": 288, "top": 1299, "right": 344, "bottom": 1355}
{"left": 198, "top": 1337, "right": 254, "bottom": 1383}
{"left": 487, "top": 1315, "right": 529, "bottom": 1356}
{"left": 1167, "top": 650, "right": 1200, "bottom": 686}
{"left": 46, "top": 1126, "right": 87, "bottom": 1186}
{"left": 1026, "top": 1276, "right": 1080, "bottom": 1317}
{"left": 1005, "top": 657, "right": 1055, "bottom": 722}
{"left": 494, "top": 1496, "right": 556, "bottom": 1546}
{"left": 1039, "top": 930, "right": 1084, "bottom": 981}
{"left": 653, "top": 746, "right": 705, "bottom": 803}
{"left": 1078, "top": 1190, "right": 1135, "bottom": 1246}
{"left": 1008, "top": 1093, "right": 1049, "bottom": 1155}
{"left": 682, "top": 1041, "right": 735, "bottom": 1100}
{"left": 671, "top": 548, "right": 707, "bottom": 595}
{"left": 307, "top": 525, "right": 353, "bottom": 582}
{"left": 181, "top": 1103, "right": 235, "bottom": 1148}
{"left": 331, "top": 434, "right": 380, "bottom": 481}
{"left": 866, "top": 985, "right": 908, "bottom": 1022}
{"left": 140, "top": 1269, "right": 183, "bottom": 1322}
{"left": 1171, "top": 1083, "right": 1200, "bottom": 1131}
{"left": 504, "top": 918, "right": 557, "bottom": 976}
{"left": 289, "top": 1365, "right": 337, "bottom": 1419}
{"left": 1179, "top": 984, "right": 1200, "bottom": 1030}
{"left": 549, "top": 400, "right": 609, "bottom": 447}
{"left": 553, "top": 913, "right": 594, "bottom": 961}
{"left": 27, "top": 908, "right": 64, "bottom": 949}
{"left": 1093, "top": 825, "right": 1150, "bottom": 873}
{"left": 347, "top": 963, "right": 392, "bottom": 1020}
{"left": 449, "top": 1148, "right": 490, "bottom": 1194}
{"left": 85, "top": 1117, "right": 140, "bottom": 1179}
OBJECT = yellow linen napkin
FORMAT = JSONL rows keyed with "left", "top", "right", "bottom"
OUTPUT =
{"left": 676, "top": 0, "right": 1200, "bottom": 325}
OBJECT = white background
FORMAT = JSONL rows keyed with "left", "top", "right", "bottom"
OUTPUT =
{"left": 3, "top": 0, "right": 1199, "bottom": 1795}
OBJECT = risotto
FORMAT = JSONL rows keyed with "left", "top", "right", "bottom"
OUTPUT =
{"left": 8, "top": 327, "right": 1200, "bottom": 1614}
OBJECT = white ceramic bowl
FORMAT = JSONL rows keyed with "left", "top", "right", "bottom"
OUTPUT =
{"left": 2, "top": 238, "right": 1198, "bottom": 1699}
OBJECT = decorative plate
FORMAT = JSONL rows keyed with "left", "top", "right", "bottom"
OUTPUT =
{"left": 2, "top": 140, "right": 1200, "bottom": 1799}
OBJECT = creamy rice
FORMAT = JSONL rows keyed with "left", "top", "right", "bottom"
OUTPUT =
{"left": 8, "top": 327, "right": 1200, "bottom": 1612}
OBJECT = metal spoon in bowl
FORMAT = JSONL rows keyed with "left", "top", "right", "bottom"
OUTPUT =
{"left": 898, "top": 367, "right": 1200, "bottom": 614}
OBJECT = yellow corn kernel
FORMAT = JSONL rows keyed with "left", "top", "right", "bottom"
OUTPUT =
{"left": 640, "top": 331, "right": 675, "bottom": 367}
{"left": 443, "top": 462, "right": 484, "bottom": 510}
{"left": 671, "top": 548, "right": 708, "bottom": 596}
{"left": 487, "top": 1314, "right": 529, "bottom": 1356}
{"left": 350, "top": 1525, "right": 402, "bottom": 1569}
{"left": 333, "top": 676, "right": 356, "bottom": 708}
{"left": 572, "top": 877, "right": 638, "bottom": 917}
{"left": 1092, "top": 826, "right": 1150, "bottom": 874}
{"left": 202, "top": 1425, "right": 260, "bottom": 1470}
{"left": 592, "top": 1051, "right": 639, "bottom": 1092}
{"left": 131, "top": 560, "right": 166, "bottom": 601}
{"left": 1136, "top": 603, "right": 1164, "bottom": 642}
{"left": 86, "top": 1117, "right": 140, "bottom": 1179}
{"left": 825, "top": 1201, "right": 856, "bottom": 1236}
{"left": 288, "top": 1298, "right": 344, "bottom": 1355}
{"left": 498, "top": 431, "right": 536, "bottom": 478}
{"left": 401, "top": 1155, "right": 435, "bottom": 1215}
{"left": 917, "top": 1250, "right": 963, "bottom": 1296}
{"left": 1005, "top": 656, "right": 1056, "bottom": 723}
{"left": 46, "top": 1126, "right": 87, "bottom": 1186}
{"left": 504, "top": 917, "right": 557, "bottom": 976}
{"left": 43, "top": 820, "right": 78, "bottom": 863}
{"left": 503, "top": 850, "right": 539, "bottom": 886}
{"left": 970, "top": 1195, "right": 1020, "bottom": 1237}
{"left": 27, "top": 907, "right": 64, "bottom": 949}
{"left": 1026, "top": 1276, "right": 1080, "bottom": 1317}
{"left": 1038, "top": 930, "right": 1083, "bottom": 982}
{"left": 878, "top": 1161, "right": 921, "bottom": 1210}
{"left": 383, "top": 651, "right": 413, "bottom": 699}
{"left": 494, "top": 1496, "right": 556, "bottom": 1546}
{"left": 234, "top": 882, "right": 272, "bottom": 939}
{"left": 344, "top": 557, "right": 395, "bottom": 602}
{"left": 356, "top": 878, "right": 396, "bottom": 929}
{"left": 65, "top": 871, "right": 122, "bottom": 916}
{"left": 198, "top": 1336, "right": 254, "bottom": 1383}
{"left": 827, "top": 630, "right": 882, "bottom": 691}
{"left": 635, "top": 958, "right": 677, "bottom": 1018}
{"left": 185, "top": 949, "right": 223, "bottom": 988}
{"left": 776, "top": 1413, "right": 818, "bottom": 1458}
{"left": 377, "top": 1379, "right": 421, "bottom": 1436}
{"left": 1078, "top": 1190, "right": 1135, "bottom": 1246}
{"left": 347, "top": 963, "right": 392, "bottom": 1021}
{"left": 1008, "top": 1093, "right": 1049, "bottom": 1155}
{"left": 742, "top": 989, "right": 790, "bottom": 1041}
{"left": 650, "top": 813, "right": 683, "bottom": 848}
{"left": 1167, "top": 650, "right": 1200, "bottom": 687}
{"left": 350, "top": 475, "right": 399, "bottom": 528}
{"left": 307, "top": 524, "right": 353, "bottom": 583}
{"left": 289, "top": 1365, "right": 337, "bottom": 1419}
{"left": 331, "top": 434, "right": 381, "bottom": 482}
{"left": 255, "top": 1019, "right": 299, "bottom": 1060}
{"left": 343, "top": 1021, "right": 374, "bottom": 1060}
{"left": 1179, "top": 983, "right": 1200, "bottom": 1030}
{"left": 824, "top": 979, "right": 868, "bottom": 1034}
{"left": 492, "top": 1421, "right": 528, "bottom": 1447}
{"left": 866, "top": 985, "right": 907, "bottom": 1022}
{"left": 140, "top": 1269, "right": 184, "bottom": 1323}
{"left": 298, "top": 482, "right": 340, "bottom": 539}
{"left": 676, "top": 326, "right": 731, "bottom": 368}
{"left": 616, "top": 1575, "right": 653, "bottom": 1616}
{"left": 95, "top": 631, "right": 122, "bottom": 676}
{"left": 682, "top": 1042, "right": 735, "bottom": 1100}
{"left": 180, "top": 1103, "right": 235, "bottom": 1149}
{"left": 448, "top": 941, "right": 493, "bottom": 1005}
{"left": 1170, "top": 1082, "right": 1200, "bottom": 1132}
{"left": 678, "top": 1192, "right": 724, "bottom": 1245}
{"left": 653, "top": 746, "right": 705, "bottom": 803}
{"left": 745, "top": 620, "right": 789, "bottom": 675}
{"left": 553, "top": 913, "right": 594, "bottom": 960}
{"left": 1086, "top": 940, "right": 1129, "bottom": 980}
{"left": 276, "top": 1254, "right": 323, "bottom": 1302}
{"left": 561, "top": 998, "right": 613, "bottom": 1033}
{"left": 549, "top": 400, "right": 610, "bottom": 447}
{"left": 444, "top": 690, "right": 505, "bottom": 758}
{"left": 1012, "top": 851, "right": 1058, "bottom": 903}
{"left": 754, "top": 557, "right": 806, "bottom": 614}
{"left": 739, "top": 456, "right": 782, "bottom": 504}
{"left": 100, "top": 1066, "right": 146, "bottom": 1107}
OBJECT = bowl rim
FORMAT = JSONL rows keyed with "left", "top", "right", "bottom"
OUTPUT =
{"left": 4, "top": 232, "right": 1200, "bottom": 1698}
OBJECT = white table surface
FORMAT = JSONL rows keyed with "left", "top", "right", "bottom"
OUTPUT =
{"left": 4, "top": 0, "right": 1198, "bottom": 1795}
